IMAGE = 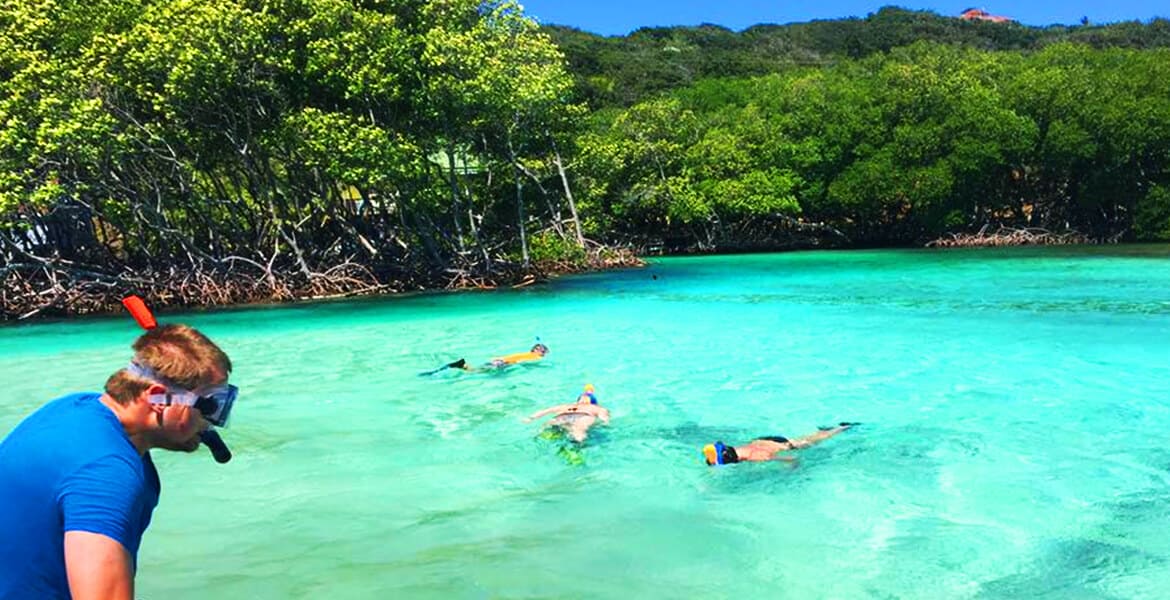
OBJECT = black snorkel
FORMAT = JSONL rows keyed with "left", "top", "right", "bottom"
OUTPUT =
{"left": 200, "top": 430, "right": 232, "bottom": 464}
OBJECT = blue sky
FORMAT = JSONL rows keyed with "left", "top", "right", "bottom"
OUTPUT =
{"left": 518, "top": 1, "right": 1168, "bottom": 35}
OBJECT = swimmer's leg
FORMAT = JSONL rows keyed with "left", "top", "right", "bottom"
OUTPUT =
{"left": 566, "top": 415, "right": 597, "bottom": 443}
{"left": 789, "top": 423, "right": 853, "bottom": 449}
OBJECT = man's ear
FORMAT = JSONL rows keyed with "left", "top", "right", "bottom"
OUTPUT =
{"left": 140, "top": 384, "right": 167, "bottom": 413}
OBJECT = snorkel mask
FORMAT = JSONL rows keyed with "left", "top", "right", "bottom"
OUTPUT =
{"left": 580, "top": 383, "right": 598, "bottom": 404}
{"left": 127, "top": 363, "right": 238, "bottom": 428}
{"left": 703, "top": 442, "right": 738, "bottom": 466}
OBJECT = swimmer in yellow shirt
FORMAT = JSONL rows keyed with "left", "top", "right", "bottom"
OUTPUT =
{"left": 420, "top": 343, "right": 548, "bottom": 375}
{"left": 478, "top": 342, "right": 549, "bottom": 370}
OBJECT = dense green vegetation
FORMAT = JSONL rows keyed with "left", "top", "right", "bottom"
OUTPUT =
{"left": 1, "top": 0, "right": 598, "bottom": 317}
{"left": 549, "top": 7, "right": 1170, "bottom": 250}
{"left": 572, "top": 42, "right": 1170, "bottom": 249}
{"left": 2, "top": 2, "right": 1169, "bottom": 318}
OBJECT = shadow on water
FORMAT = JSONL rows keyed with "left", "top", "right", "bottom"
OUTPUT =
{"left": 973, "top": 481, "right": 1170, "bottom": 599}
{"left": 638, "top": 421, "right": 742, "bottom": 447}
{"left": 975, "top": 537, "right": 1163, "bottom": 600}
{"left": 835, "top": 423, "right": 985, "bottom": 455}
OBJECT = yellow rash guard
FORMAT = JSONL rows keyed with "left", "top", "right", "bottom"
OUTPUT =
{"left": 494, "top": 351, "right": 543, "bottom": 365}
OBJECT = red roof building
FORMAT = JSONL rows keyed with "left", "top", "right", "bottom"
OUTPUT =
{"left": 959, "top": 8, "right": 1013, "bottom": 23}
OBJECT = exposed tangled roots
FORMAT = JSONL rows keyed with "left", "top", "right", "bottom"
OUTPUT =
{"left": 2, "top": 246, "right": 647, "bottom": 320}
{"left": 926, "top": 226, "right": 1101, "bottom": 248}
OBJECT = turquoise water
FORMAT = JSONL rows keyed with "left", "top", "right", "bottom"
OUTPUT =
{"left": 3, "top": 245, "right": 1170, "bottom": 599}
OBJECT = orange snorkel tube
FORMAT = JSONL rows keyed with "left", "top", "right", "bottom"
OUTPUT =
{"left": 121, "top": 295, "right": 232, "bottom": 464}
{"left": 121, "top": 295, "right": 157, "bottom": 330}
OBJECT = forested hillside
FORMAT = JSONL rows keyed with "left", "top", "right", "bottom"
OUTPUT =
{"left": 567, "top": 43, "right": 1170, "bottom": 250}
{"left": 545, "top": 7, "right": 1170, "bottom": 108}
{"left": 547, "top": 7, "right": 1170, "bottom": 251}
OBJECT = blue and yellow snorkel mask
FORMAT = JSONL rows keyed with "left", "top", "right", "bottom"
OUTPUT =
{"left": 579, "top": 383, "right": 598, "bottom": 404}
{"left": 703, "top": 441, "right": 738, "bottom": 466}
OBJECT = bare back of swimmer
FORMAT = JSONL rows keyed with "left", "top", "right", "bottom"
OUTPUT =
{"left": 524, "top": 385, "right": 610, "bottom": 442}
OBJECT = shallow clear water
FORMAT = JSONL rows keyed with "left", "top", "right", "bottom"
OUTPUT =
{"left": 3, "top": 245, "right": 1170, "bottom": 599}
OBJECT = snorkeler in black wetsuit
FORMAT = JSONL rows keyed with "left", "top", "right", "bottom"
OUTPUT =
{"left": 703, "top": 423, "right": 859, "bottom": 465}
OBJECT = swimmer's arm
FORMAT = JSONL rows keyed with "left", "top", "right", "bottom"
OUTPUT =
{"left": 522, "top": 406, "right": 563, "bottom": 422}
{"left": 770, "top": 454, "right": 797, "bottom": 464}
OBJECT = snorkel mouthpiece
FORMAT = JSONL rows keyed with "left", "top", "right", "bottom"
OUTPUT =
{"left": 200, "top": 430, "right": 232, "bottom": 464}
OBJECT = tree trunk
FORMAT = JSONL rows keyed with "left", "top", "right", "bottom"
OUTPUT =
{"left": 549, "top": 135, "right": 585, "bottom": 248}
{"left": 445, "top": 141, "right": 466, "bottom": 253}
{"left": 506, "top": 134, "right": 530, "bottom": 267}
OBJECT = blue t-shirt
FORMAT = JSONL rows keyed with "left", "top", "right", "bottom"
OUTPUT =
{"left": 0, "top": 392, "right": 160, "bottom": 600}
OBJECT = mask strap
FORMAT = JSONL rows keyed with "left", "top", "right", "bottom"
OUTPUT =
{"left": 147, "top": 389, "right": 197, "bottom": 408}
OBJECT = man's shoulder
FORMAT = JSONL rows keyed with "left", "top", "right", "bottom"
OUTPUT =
{"left": 33, "top": 392, "right": 107, "bottom": 422}
{"left": 3, "top": 392, "right": 134, "bottom": 471}
{"left": 3, "top": 392, "right": 102, "bottom": 443}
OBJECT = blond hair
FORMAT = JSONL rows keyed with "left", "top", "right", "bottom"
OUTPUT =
{"left": 105, "top": 324, "right": 232, "bottom": 404}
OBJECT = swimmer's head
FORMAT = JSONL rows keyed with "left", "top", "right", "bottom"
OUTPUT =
{"left": 703, "top": 442, "right": 738, "bottom": 466}
{"left": 531, "top": 343, "right": 549, "bottom": 356}
{"left": 577, "top": 384, "right": 597, "bottom": 404}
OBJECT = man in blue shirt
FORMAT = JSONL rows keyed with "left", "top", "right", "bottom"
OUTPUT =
{"left": 0, "top": 323, "right": 237, "bottom": 600}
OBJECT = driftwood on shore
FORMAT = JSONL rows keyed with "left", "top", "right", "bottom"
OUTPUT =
{"left": 925, "top": 226, "right": 1101, "bottom": 248}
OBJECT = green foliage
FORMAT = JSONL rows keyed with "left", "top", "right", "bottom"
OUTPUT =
{"left": 4, "top": 0, "right": 1170, "bottom": 293}
{"left": 575, "top": 39, "right": 1170, "bottom": 247}
{"left": 1134, "top": 185, "right": 1170, "bottom": 240}
{"left": 1, "top": 0, "right": 584, "bottom": 280}
{"left": 528, "top": 230, "right": 585, "bottom": 265}
{"left": 280, "top": 108, "right": 423, "bottom": 190}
